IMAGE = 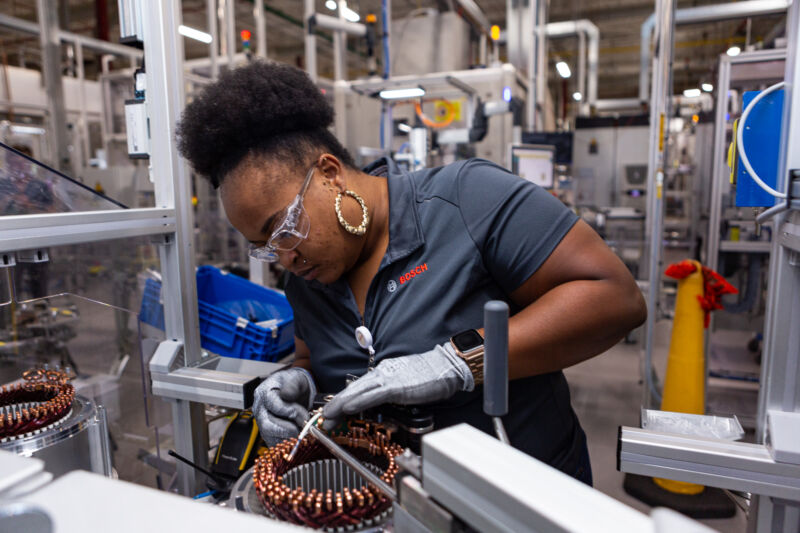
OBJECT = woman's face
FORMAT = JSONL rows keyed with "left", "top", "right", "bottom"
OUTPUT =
{"left": 220, "top": 154, "right": 365, "bottom": 284}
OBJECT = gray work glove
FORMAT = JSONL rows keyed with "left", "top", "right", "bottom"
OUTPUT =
{"left": 253, "top": 367, "right": 317, "bottom": 447}
{"left": 321, "top": 343, "right": 474, "bottom": 431}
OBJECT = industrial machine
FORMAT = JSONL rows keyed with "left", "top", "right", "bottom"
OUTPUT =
{"left": 571, "top": 115, "right": 651, "bottom": 210}
{"left": 1, "top": 430, "right": 717, "bottom": 533}
{"left": 622, "top": 1, "right": 800, "bottom": 531}
{"left": 509, "top": 144, "right": 556, "bottom": 189}
{"left": 1, "top": 1, "right": 798, "bottom": 532}
{"left": 343, "top": 65, "right": 525, "bottom": 171}
{"left": 0, "top": 301, "right": 712, "bottom": 533}
{"left": 0, "top": 367, "right": 111, "bottom": 479}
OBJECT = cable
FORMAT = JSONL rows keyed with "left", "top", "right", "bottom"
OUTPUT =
{"left": 167, "top": 449, "right": 226, "bottom": 487}
{"left": 381, "top": 0, "right": 390, "bottom": 79}
{"left": 736, "top": 81, "right": 786, "bottom": 199}
{"left": 414, "top": 100, "right": 456, "bottom": 129}
{"left": 756, "top": 202, "right": 789, "bottom": 224}
{"left": 646, "top": 364, "right": 663, "bottom": 406}
{"left": 379, "top": 104, "right": 385, "bottom": 149}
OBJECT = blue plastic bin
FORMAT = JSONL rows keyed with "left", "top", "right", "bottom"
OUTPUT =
{"left": 139, "top": 266, "right": 294, "bottom": 361}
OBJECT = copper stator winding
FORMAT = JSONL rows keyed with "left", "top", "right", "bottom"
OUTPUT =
{"left": 253, "top": 420, "right": 403, "bottom": 530}
{"left": 0, "top": 368, "right": 75, "bottom": 440}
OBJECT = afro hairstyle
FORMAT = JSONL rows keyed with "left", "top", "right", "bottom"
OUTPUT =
{"left": 176, "top": 60, "right": 355, "bottom": 188}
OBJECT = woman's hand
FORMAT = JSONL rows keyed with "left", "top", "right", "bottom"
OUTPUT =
{"left": 321, "top": 343, "right": 474, "bottom": 431}
{"left": 252, "top": 367, "right": 317, "bottom": 447}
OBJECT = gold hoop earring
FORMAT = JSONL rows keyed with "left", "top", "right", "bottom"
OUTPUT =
{"left": 335, "top": 190, "right": 369, "bottom": 236}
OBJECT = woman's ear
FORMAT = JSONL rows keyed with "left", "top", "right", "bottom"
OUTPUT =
{"left": 318, "top": 154, "right": 346, "bottom": 192}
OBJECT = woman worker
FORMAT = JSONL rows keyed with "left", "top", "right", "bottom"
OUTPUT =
{"left": 177, "top": 62, "right": 646, "bottom": 485}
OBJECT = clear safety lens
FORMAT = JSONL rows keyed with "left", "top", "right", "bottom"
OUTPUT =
{"left": 268, "top": 198, "right": 311, "bottom": 251}
{"left": 248, "top": 196, "right": 312, "bottom": 262}
{"left": 248, "top": 243, "right": 279, "bottom": 263}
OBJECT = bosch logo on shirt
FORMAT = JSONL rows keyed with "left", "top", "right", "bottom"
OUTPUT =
{"left": 398, "top": 263, "right": 428, "bottom": 284}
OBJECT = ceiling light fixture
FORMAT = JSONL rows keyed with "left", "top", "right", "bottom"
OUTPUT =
{"left": 326, "top": 1, "right": 360, "bottom": 22}
{"left": 178, "top": 25, "right": 213, "bottom": 44}
{"left": 342, "top": 5, "right": 360, "bottom": 22}
{"left": 379, "top": 87, "right": 425, "bottom": 99}
{"left": 726, "top": 46, "right": 741, "bottom": 57}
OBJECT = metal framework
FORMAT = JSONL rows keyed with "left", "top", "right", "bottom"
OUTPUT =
{"left": 622, "top": 1, "right": 800, "bottom": 530}
{"left": 620, "top": 427, "right": 800, "bottom": 501}
{"left": 639, "top": 0, "right": 790, "bottom": 103}
{"left": 0, "top": 2, "right": 206, "bottom": 496}
{"left": 706, "top": 48, "right": 787, "bottom": 275}
{"left": 0, "top": 209, "right": 176, "bottom": 252}
{"left": 420, "top": 425, "right": 661, "bottom": 532}
{"left": 0, "top": 11, "right": 142, "bottom": 172}
{"left": 642, "top": 0, "right": 676, "bottom": 409}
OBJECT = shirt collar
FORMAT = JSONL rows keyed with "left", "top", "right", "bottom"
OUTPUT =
{"left": 364, "top": 157, "right": 425, "bottom": 266}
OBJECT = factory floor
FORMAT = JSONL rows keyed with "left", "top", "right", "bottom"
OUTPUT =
{"left": 565, "top": 320, "right": 752, "bottom": 532}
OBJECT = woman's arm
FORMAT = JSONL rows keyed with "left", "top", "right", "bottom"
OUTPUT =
{"left": 292, "top": 337, "right": 313, "bottom": 371}
{"left": 485, "top": 219, "right": 646, "bottom": 379}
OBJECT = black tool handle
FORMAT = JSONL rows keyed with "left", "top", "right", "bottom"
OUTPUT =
{"left": 483, "top": 300, "right": 509, "bottom": 417}
{"left": 168, "top": 449, "right": 226, "bottom": 486}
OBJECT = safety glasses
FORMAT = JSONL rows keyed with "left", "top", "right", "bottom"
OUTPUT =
{"left": 248, "top": 165, "right": 315, "bottom": 263}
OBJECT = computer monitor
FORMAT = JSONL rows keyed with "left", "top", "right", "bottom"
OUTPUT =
{"left": 520, "top": 131, "right": 573, "bottom": 164}
{"left": 509, "top": 144, "right": 555, "bottom": 189}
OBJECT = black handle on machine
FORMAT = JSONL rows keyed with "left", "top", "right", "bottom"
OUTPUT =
{"left": 483, "top": 300, "right": 510, "bottom": 444}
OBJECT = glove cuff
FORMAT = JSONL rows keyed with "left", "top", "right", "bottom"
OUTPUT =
{"left": 440, "top": 342, "right": 475, "bottom": 392}
{"left": 289, "top": 366, "right": 317, "bottom": 410}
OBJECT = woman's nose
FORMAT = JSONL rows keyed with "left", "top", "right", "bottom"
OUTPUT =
{"left": 278, "top": 249, "right": 300, "bottom": 270}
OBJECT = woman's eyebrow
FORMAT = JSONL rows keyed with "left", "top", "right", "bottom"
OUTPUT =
{"left": 260, "top": 211, "right": 280, "bottom": 236}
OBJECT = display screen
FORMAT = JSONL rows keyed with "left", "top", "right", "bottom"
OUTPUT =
{"left": 452, "top": 329, "right": 483, "bottom": 352}
{"left": 511, "top": 145, "right": 555, "bottom": 189}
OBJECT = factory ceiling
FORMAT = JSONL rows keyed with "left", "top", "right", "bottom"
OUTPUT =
{"left": 0, "top": 0, "right": 787, "bottom": 101}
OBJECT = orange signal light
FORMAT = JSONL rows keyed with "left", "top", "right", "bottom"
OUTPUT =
{"left": 240, "top": 30, "right": 251, "bottom": 41}
{"left": 490, "top": 25, "right": 501, "bottom": 41}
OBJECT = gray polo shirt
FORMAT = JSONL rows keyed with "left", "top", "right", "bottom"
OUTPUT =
{"left": 285, "top": 157, "right": 587, "bottom": 476}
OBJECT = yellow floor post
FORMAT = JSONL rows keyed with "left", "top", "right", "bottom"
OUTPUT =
{"left": 653, "top": 260, "right": 706, "bottom": 495}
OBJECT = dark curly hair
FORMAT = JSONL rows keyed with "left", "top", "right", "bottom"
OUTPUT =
{"left": 176, "top": 61, "right": 355, "bottom": 188}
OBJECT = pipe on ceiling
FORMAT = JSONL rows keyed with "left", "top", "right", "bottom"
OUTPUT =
{"left": 639, "top": 0, "right": 791, "bottom": 103}
{"left": 594, "top": 93, "right": 712, "bottom": 113}
{"left": 0, "top": 12, "right": 142, "bottom": 59}
{"left": 453, "top": 0, "right": 491, "bottom": 36}
{"left": 545, "top": 19, "right": 599, "bottom": 115}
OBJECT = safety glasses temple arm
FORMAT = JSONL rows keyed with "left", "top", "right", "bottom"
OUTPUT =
{"left": 298, "top": 166, "right": 315, "bottom": 197}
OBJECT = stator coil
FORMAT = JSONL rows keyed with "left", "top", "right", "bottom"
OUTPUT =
{"left": 253, "top": 419, "right": 403, "bottom": 531}
{"left": 0, "top": 367, "right": 75, "bottom": 442}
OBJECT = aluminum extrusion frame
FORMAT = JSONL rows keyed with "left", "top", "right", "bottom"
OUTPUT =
{"left": 0, "top": 209, "right": 176, "bottom": 253}
{"left": 618, "top": 426, "right": 800, "bottom": 501}
{"left": 422, "top": 424, "right": 655, "bottom": 533}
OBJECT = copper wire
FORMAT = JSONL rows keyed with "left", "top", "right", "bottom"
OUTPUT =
{"left": 0, "top": 368, "right": 75, "bottom": 440}
{"left": 253, "top": 420, "right": 403, "bottom": 530}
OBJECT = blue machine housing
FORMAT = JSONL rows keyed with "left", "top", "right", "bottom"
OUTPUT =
{"left": 736, "top": 89, "right": 784, "bottom": 207}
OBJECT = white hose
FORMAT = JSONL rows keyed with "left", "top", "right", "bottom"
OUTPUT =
{"left": 736, "top": 81, "right": 787, "bottom": 199}
{"left": 755, "top": 202, "right": 789, "bottom": 224}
